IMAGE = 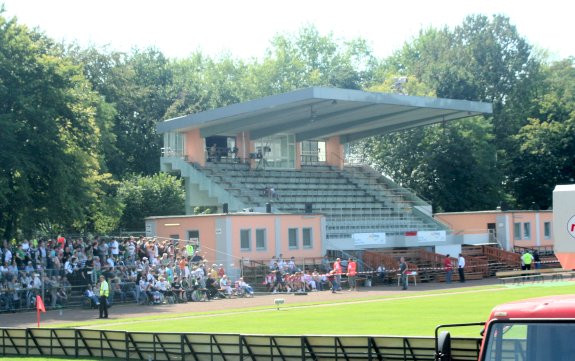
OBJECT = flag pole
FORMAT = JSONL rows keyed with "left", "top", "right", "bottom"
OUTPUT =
{"left": 36, "top": 295, "right": 46, "bottom": 328}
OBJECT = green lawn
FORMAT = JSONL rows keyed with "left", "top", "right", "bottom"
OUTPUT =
{"left": 5, "top": 282, "right": 575, "bottom": 361}
{"left": 66, "top": 282, "right": 575, "bottom": 337}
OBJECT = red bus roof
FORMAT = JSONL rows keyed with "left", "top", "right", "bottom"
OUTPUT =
{"left": 489, "top": 295, "right": 575, "bottom": 320}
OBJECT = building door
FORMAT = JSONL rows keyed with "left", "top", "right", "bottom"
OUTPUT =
{"left": 487, "top": 223, "right": 497, "bottom": 243}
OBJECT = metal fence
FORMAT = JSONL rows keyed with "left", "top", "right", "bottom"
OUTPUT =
{"left": 0, "top": 327, "right": 482, "bottom": 360}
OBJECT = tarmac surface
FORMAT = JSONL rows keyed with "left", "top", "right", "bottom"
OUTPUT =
{"left": 0, "top": 278, "right": 502, "bottom": 329}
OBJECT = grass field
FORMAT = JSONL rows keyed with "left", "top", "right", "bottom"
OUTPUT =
{"left": 5, "top": 282, "right": 575, "bottom": 361}
{"left": 64, "top": 282, "right": 575, "bottom": 336}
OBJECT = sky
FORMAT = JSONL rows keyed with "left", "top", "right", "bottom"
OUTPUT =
{"left": 1, "top": 0, "right": 574, "bottom": 61}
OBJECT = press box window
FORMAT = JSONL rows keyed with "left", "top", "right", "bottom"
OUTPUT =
{"left": 513, "top": 223, "right": 521, "bottom": 240}
{"left": 256, "top": 229, "right": 266, "bottom": 250}
{"left": 303, "top": 228, "right": 313, "bottom": 248}
{"left": 288, "top": 228, "right": 298, "bottom": 249}
{"left": 240, "top": 229, "right": 251, "bottom": 251}
{"left": 544, "top": 222, "right": 552, "bottom": 239}
{"left": 523, "top": 222, "right": 531, "bottom": 240}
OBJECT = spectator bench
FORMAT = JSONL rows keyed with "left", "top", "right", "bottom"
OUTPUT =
{"left": 436, "top": 272, "right": 483, "bottom": 283}
{"left": 496, "top": 268, "right": 575, "bottom": 284}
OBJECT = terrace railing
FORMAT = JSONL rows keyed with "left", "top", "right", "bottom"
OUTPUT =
{"left": 0, "top": 327, "right": 482, "bottom": 361}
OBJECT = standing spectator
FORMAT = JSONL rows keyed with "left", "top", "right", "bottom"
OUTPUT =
{"left": 533, "top": 250, "right": 541, "bottom": 269}
{"left": 126, "top": 238, "right": 136, "bottom": 264}
{"left": 522, "top": 251, "right": 534, "bottom": 270}
{"left": 346, "top": 258, "right": 357, "bottom": 291}
{"left": 327, "top": 271, "right": 337, "bottom": 294}
{"left": 191, "top": 251, "right": 203, "bottom": 265}
{"left": 399, "top": 257, "right": 408, "bottom": 290}
{"left": 333, "top": 258, "right": 342, "bottom": 291}
{"left": 458, "top": 253, "right": 466, "bottom": 283}
{"left": 98, "top": 275, "right": 109, "bottom": 319}
{"left": 443, "top": 254, "right": 453, "bottom": 284}
{"left": 271, "top": 265, "right": 285, "bottom": 293}
{"left": 110, "top": 239, "right": 120, "bottom": 260}
{"left": 277, "top": 254, "right": 285, "bottom": 271}
{"left": 268, "top": 256, "right": 277, "bottom": 271}
{"left": 321, "top": 255, "right": 331, "bottom": 274}
{"left": 376, "top": 264, "right": 386, "bottom": 283}
{"left": 217, "top": 264, "right": 225, "bottom": 280}
{"left": 3, "top": 245, "right": 12, "bottom": 265}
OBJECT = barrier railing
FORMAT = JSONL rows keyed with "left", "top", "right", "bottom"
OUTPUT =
{"left": 0, "top": 328, "right": 482, "bottom": 361}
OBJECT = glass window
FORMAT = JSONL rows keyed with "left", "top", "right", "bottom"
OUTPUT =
{"left": 523, "top": 222, "right": 531, "bottom": 240}
{"left": 303, "top": 228, "right": 313, "bottom": 248}
{"left": 288, "top": 228, "right": 298, "bottom": 249}
{"left": 484, "top": 322, "right": 575, "bottom": 361}
{"left": 544, "top": 222, "right": 552, "bottom": 239}
{"left": 256, "top": 229, "right": 266, "bottom": 250}
{"left": 240, "top": 229, "right": 251, "bottom": 251}
{"left": 513, "top": 223, "right": 521, "bottom": 240}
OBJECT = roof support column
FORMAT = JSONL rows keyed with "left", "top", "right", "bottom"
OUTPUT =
{"left": 185, "top": 129, "right": 206, "bottom": 166}
{"left": 325, "top": 136, "right": 344, "bottom": 170}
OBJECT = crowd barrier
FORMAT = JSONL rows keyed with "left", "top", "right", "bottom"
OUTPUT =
{"left": 0, "top": 327, "right": 482, "bottom": 360}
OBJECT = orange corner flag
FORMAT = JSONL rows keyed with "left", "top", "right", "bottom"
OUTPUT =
{"left": 36, "top": 295, "right": 46, "bottom": 313}
{"left": 36, "top": 295, "right": 46, "bottom": 328}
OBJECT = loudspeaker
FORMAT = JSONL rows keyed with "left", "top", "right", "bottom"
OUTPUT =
{"left": 223, "top": 203, "right": 229, "bottom": 213}
{"left": 305, "top": 202, "right": 313, "bottom": 214}
{"left": 266, "top": 203, "right": 272, "bottom": 213}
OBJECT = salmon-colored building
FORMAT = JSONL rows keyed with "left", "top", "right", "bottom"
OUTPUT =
{"left": 434, "top": 209, "right": 554, "bottom": 252}
{"left": 145, "top": 212, "right": 325, "bottom": 278}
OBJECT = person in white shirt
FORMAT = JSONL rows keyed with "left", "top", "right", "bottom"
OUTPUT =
{"left": 219, "top": 275, "right": 233, "bottom": 296}
{"left": 110, "top": 239, "right": 119, "bottom": 258}
{"left": 237, "top": 277, "right": 254, "bottom": 296}
{"left": 458, "top": 253, "right": 466, "bottom": 283}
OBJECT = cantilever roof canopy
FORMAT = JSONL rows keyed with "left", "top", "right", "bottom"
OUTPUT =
{"left": 157, "top": 87, "right": 492, "bottom": 143}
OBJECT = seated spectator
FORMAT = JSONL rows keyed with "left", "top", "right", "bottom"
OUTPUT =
{"left": 237, "top": 277, "right": 254, "bottom": 296}
{"left": 54, "top": 288, "right": 68, "bottom": 307}
{"left": 84, "top": 286, "right": 99, "bottom": 308}
{"left": 304, "top": 271, "right": 316, "bottom": 291}
{"left": 205, "top": 274, "right": 219, "bottom": 299}
{"left": 219, "top": 275, "right": 233, "bottom": 297}
{"left": 171, "top": 276, "right": 186, "bottom": 302}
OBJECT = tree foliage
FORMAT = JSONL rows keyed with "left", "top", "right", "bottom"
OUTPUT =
{"left": 358, "top": 15, "right": 542, "bottom": 211}
{"left": 0, "top": 14, "right": 117, "bottom": 238}
{"left": 117, "top": 173, "right": 185, "bottom": 231}
{"left": 2, "top": 10, "right": 575, "bottom": 239}
{"left": 509, "top": 58, "right": 575, "bottom": 209}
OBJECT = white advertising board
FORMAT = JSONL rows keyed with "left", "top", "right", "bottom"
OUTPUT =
{"left": 417, "top": 230, "right": 446, "bottom": 243}
{"left": 352, "top": 232, "right": 386, "bottom": 247}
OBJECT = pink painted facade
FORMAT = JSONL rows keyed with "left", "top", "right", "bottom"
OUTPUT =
{"left": 145, "top": 212, "right": 325, "bottom": 276}
{"left": 435, "top": 210, "right": 554, "bottom": 251}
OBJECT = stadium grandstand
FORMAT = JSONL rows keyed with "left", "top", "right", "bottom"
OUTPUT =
{"left": 156, "top": 87, "right": 492, "bottom": 255}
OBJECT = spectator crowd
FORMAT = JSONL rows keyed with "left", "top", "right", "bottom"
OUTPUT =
{"left": 0, "top": 235, "right": 253, "bottom": 313}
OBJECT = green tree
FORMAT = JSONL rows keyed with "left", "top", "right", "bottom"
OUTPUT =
{"left": 247, "top": 25, "right": 376, "bottom": 96}
{"left": 509, "top": 58, "right": 575, "bottom": 209}
{"left": 0, "top": 13, "right": 114, "bottom": 238}
{"left": 117, "top": 173, "right": 185, "bottom": 231}
{"left": 70, "top": 47, "right": 173, "bottom": 177}
{"left": 358, "top": 15, "right": 539, "bottom": 211}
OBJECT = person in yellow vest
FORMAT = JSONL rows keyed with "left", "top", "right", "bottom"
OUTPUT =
{"left": 99, "top": 275, "right": 109, "bottom": 319}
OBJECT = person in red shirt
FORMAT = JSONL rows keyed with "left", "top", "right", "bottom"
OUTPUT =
{"left": 346, "top": 258, "right": 358, "bottom": 291}
{"left": 443, "top": 254, "right": 453, "bottom": 284}
{"left": 333, "top": 258, "right": 342, "bottom": 292}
